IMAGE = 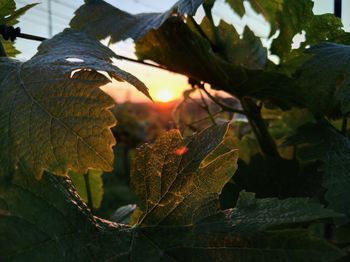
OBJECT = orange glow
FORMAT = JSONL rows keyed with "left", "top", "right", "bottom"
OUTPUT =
{"left": 175, "top": 146, "right": 188, "bottom": 156}
{"left": 153, "top": 87, "right": 177, "bottom": 103}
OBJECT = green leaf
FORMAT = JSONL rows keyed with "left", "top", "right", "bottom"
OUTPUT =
{"left": 228, "top": 26, "right": 268, "bottom": 70}
{"left": 297, "top": 43, "right": 350, "bottom": 117}
{"left": 248, "top": 0, "right": 283, "bottom": 36}
{"left": 274, "top": 8, "right": 350, "bottom": 64}
{"left": 131, "top": 122, "right": 239, "bottom": 225}
{"left": 0, "top": 0, "right": 15, "bottom": 20}
{"left": 70, "top": 0, "right": 205, "bottom": 43}
{"left": 136, "top": 17, "right": 245, "bottom": 92}
{"left": 246, "top": 0, "right": 350, "bottom": 64}
{"left": 0, "top": 129, "right": 344, "bottom": 261}
{"left": 135, "top": 17, "right": 300, "bottom": 107}
{"left": 199, "top": 18, "right": 267, "bottom": 70}
{"left": 286, "top": 122, "right": 350, "bottom": 224}
{"left": 2, "top": 3, "right": 37, "bottom": 25}
{"left": 215, "top": 191, "right": 342, "bottom": 231}
{"left": 269, "top": 0, "right": 314, "bottom": 60}
{"left": 69, "top": 169, "right": 104, "bottom": 209}
{"left": 0, "top": 169, "right": 344, "bottom": 261}
{"left": 0, "top": 168, "right": 132, "bottom": 261}
{"left": 0, "top": 29, "right": 150, "bottom": 179}
{"left": 0, "top": 38, "right": 18, "bottom": 56}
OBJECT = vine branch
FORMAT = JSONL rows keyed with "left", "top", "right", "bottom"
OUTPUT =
{"left": 190, "top": 110, "right": 224, "bottom": 126}
{"left": 241, "top": 97, "right": 280, "bottom": 158}
{"left": 0, "top": 24, "right": 167, "bottom": 70}
{"left": 200, "top": 86, "right": 245, "bottom": 114}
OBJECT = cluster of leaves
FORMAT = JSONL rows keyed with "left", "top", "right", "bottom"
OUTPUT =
{"left": 1, "top": 0, "right": 350, "bottom": 261}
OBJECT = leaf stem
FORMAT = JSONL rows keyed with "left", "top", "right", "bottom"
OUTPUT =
{"left": 84, "top": 172, "right": 94, "bottom": 212}
{"left": 240, "top": 97, "right": 280, "bottom": 158}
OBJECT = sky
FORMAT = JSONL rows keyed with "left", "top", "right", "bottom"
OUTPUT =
{"left": 13, "top": 0, "right": 350, "bottom": 103}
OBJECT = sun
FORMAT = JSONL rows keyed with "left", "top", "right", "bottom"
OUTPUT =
{"left": 153, "top": 88, "right": 176, "bottom": 103}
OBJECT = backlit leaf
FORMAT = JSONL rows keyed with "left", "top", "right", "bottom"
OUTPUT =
{"left": 131, "top": 122, "right": 238, "bottom": 225}
{"left": 0, "top": 29, "right": 150, "bottom": 179}
{"left": 69, "top": 169, "right": 104, "bottom": 209}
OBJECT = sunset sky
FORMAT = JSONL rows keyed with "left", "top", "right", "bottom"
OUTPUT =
{"left": 14, "top": 0, "right": 350, "bottom": 103}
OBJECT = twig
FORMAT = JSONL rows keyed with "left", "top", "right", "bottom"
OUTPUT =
{"left": 198, "top": 88, "right": 216, "bottom": 125}
{"left": 17, "top": 32, "right": 46, "bottom": 42}
{"left": 201, "top": 86, "right": 245, "bottom": 114}
{"left": 190, "top": 110, "right": 224, "bottom": 125}
{"left": 188, "top": 96, "right": 205, "bottom": 109}
{"left": 0, "top": 25, "right": 167, "bottom": 70}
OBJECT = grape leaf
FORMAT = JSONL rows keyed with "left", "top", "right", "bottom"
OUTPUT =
{"left": 136, "top": 17, "right": 246, "bottom": 92}
{"left": 297, "top": 43, "right": 350, "bottom": 117}
{"left": 131, "top": 122, "right": 238, "bottom": 225}
{"left": 1, "top": 3, "right": 37, "bottom": 26}
{"left": 248, "top": 0, "right": 283, "bottom": 36}
{"left": 0, "top": 168, "right": 132, "bottom": 261}
{"left": 272, "top": 2, "right": 350, "bottom": 63}
{"left": 269, "top": 0, "right": 313, "bottom": 59}
{"left": 0, "top": 29, "right": 150, "bottom": 179}
{"left": 242, "top": 0, "right": 350, "bottom": 65}
{"left": 199, "top": 17, "right": 267, "bottom": 70}
{"left": 71, "top": 0, "right": 303, "bottom": 108}
{"left": 0, "top": 147, "right": 344, "bottom": 261}
{"left": 70, "top": 0, "right": 205, "bottom": 43}
{"left": 286, "top": 122, "right": 350, "bottom": 225}
{"left": 69, "top": 169, "right": 104, "bottom": 209}
{"left": 0, "top": 0, "right": 15, "bottom": 18}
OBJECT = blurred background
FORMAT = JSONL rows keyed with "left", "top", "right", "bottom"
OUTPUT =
{"left": 10, "top": 0, "right": 350, "bottom": 219}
